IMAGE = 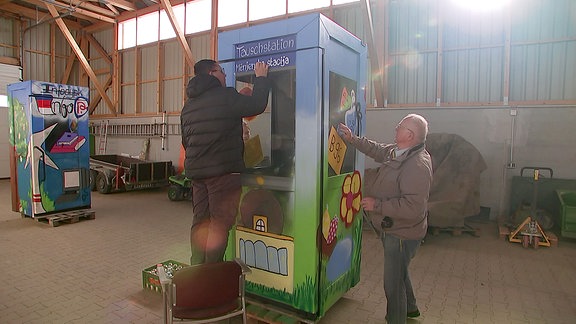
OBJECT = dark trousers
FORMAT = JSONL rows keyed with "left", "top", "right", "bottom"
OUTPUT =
{"left": 190, "top": 173, "right": 241, "bottom": 265}
{"left": 382, "top": 233, "right": 421, "bottom": 324}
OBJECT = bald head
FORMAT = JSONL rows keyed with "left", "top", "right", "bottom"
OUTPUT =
{"left": 402, "top": 114, "right": 428, "bottom": 143}
{"left": 394, "top": 114, "right": 429, "bottom": 149}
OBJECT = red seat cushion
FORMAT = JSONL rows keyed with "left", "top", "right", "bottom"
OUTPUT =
{"left": 171, "top": 261, "right": 243, "bottom": 320}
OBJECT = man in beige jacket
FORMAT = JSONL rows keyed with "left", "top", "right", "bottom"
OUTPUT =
{"left": 338, "top": 114, "right": 433, "bottom": 324}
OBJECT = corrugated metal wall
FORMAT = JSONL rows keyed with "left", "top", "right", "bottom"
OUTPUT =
{"left": 20, "top": 21, "right": 82, "bottom": 85}
{"left": 509, "top": 0, "right": 576, "bottom": 102}
{"left": 162, "top": 40, "right": 185, "bottom": 114}
{"left": 441, "top": 2, "right": 506, "bottom": 104}
{"left": 93, "top": 6, "right": 363, "bottom": 117}
{"left": 2, "top": 0, "right": 574, "bottom": 116}
{"left": 90, "top": 29, "right": 114, "bottom": 114}
{"left": 111, "top": 32, "right": 211, "bottom": 116}
{"left": 387, "top": 0, "right": 576, "bottom": 106}
{"left": 0, "top": 17, "right": 17, "bottom": 59}
{"left": 0, "top": 63, "right": 22, "bottom": 95}
{"left": 23, "top": 24, "right": 51, "bottom": 82}
{"left": 140, "top": 45, "right": 159, "bottom": 114}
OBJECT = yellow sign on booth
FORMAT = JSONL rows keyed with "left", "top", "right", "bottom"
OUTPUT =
{"left": 328, "top": 126, "right": 346, "bottom": 175}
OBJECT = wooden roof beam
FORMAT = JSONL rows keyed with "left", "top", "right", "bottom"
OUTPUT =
{"left": 3, "top": 3, "right": 84, "bottom": 30}
{"left": 103, "top": 0, "right": 137, "bottom": 11}
{"left": 68, "top": 6, "right": 116, "bottom": 24}
{"left": 45, "top": 3, "right": 117, "bottom": 115}
{"left": 86, "top": 33, "right": 113, "bottom": 65}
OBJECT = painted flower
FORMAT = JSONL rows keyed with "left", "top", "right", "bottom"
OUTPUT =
{"left": 340, "top": 170, "right": 362, "bottom": 227}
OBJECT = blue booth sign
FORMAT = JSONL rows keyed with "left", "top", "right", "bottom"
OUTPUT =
{"left": 234, "top": 34, "right": 297, "bottom": 73}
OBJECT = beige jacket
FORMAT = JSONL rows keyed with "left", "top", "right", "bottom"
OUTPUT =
{"left": 351, "top": 137, "right": 433, "bottom": 240}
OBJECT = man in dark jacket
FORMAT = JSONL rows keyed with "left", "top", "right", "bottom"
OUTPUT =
{"left": 338, "top": 114, "right": 433, "bottom": 324}
{"left": 181, "top": 59, "right": 271, "bottom": 265}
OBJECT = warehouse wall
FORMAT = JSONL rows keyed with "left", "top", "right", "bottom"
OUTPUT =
{"left": 100, "top": 104, "right": 576, "bottom": 220}
{"left": 3, "top": 0, "right": 575, "bottom": 221}
{"left": 364, "top": 106, "right": 576, "bottom": 220}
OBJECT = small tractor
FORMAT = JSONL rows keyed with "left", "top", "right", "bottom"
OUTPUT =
{"left": 167, "top": 173, "right": 192, "bottom": 201}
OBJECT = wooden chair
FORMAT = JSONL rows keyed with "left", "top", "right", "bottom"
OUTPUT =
{"left": 158, "top": 258, "right": 251, "bottom": 324}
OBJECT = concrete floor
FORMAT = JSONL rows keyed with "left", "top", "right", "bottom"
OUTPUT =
{"left": 1, "top": 178, "right": 576, "bottom": 323}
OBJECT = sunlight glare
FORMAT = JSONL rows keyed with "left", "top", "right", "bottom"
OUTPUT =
{"left": 451, "top": 0, "right": 511, "bottom": 12}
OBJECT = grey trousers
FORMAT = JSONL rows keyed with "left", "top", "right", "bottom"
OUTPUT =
{"left": 382, "top": 233, "right": 421, "bottom": 324}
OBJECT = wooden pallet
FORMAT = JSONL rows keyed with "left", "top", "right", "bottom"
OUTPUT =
{"left": 34, "top": 209, "right": 96, "bottom": 227}
{"left": 245, "top": 301, "right": 315, "bottom": 324}
{"left": 429, "top": 223, "right": 480, "bottom": 237}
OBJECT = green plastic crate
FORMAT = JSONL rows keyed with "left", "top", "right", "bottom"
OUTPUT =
{"left": 142, "top": 259, "right": 188, "bottom": 293}
{"left": 556, "top": 190, "right": 576, "bottom": 239}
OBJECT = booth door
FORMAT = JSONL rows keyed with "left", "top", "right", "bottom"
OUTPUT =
{"left": 319, "top": 45, "right": 365, "bottom": 316}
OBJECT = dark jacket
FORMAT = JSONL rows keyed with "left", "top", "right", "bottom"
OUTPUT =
{"left": 352, "top": 137, "right": 433, "bottom": 240}
{"left": 181, "top": 74, "right": 272, "bottom": 179}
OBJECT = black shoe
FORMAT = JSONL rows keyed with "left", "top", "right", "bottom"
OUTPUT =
{"left": 407, "top": 309, "right": 420, "bottom": 318}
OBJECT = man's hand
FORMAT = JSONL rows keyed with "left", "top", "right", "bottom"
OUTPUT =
{"left": 338, "top": 123, "right": 354, "bottom": 142}
{"left": 361, "top": 197, "right": 377, "bottom": 211}
{"left": 254, "top": 61, "right": 269, "bottom": 77}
